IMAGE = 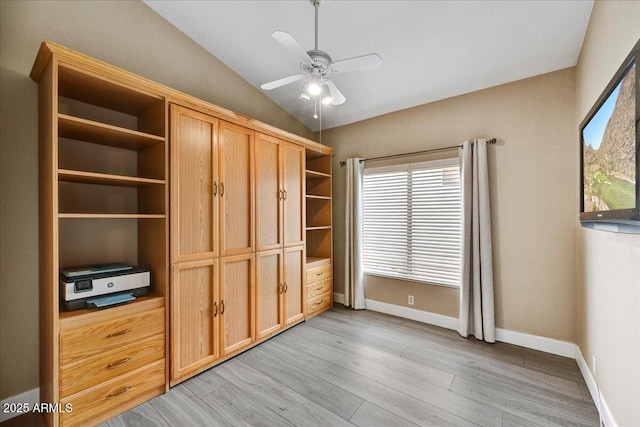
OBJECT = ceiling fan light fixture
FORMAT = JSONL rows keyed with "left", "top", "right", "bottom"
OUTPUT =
{"left": 321, "top": 84, "right": 333, "bottom": 105}
{"left": 307, "top": 76, "right": 322, "bottom": 95}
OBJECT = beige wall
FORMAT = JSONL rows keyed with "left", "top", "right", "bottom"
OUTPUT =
{"left": 0, "top": 0, "right": 312, "bottom": 400}
{"left": 575, "top": 2, "right": 640, "bottom": 426}
{"left": 323, "top": 67, "right": 578, "bottom": 342}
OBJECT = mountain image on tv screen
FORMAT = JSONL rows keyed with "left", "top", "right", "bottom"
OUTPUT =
{"left": 583, "top": 63, "right": 636, "bottom": 213}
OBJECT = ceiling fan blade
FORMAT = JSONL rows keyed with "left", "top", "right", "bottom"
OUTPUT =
{"left": 272, "top": 31, "right": 312, "bottom": 64}
{"left": 260, "top": 74, "right": 306, "bottom": 90}
{"left": 324, "top": 80, "right": 346, "bottom": 105}
{"left": 332, "top": 53, "right": 383, "bottom": 73}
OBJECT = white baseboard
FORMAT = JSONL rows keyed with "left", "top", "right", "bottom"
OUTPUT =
{"left": 0, "top": 387, "right": 40, "bottom": 422}
{"left": 495, "top": 327, "right": 576, "bottom": 358}
{"left": 362, "top": 298, "right": 575, "bottom": 357}
{"left": 575, "top": 347, "right": 618, "bottom": 427}
{"left": 364, "top": 298, "right": 459, "bottom": 330}
{"left": 333, "top": 292, "right": 345, "bottom": 304}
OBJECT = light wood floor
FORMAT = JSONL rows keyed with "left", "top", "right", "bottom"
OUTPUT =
{"left": 102, "top": 307, "right": 598, "bottom": 427}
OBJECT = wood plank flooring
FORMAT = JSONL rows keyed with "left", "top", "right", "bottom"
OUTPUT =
{"left": 102, "top": 307, "right": 598, "bottom": 427}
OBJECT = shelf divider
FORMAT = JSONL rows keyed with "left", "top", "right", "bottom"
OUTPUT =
{"left": 58, "top": 169, "right": 165, "bottom": 187}
{"left": 59, "top": 213, "right": 165, "bottom": 219}
{"left": 58, "top": 113, "right": 165, "bottom": 150}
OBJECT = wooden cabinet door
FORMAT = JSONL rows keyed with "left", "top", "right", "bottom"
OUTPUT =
{"left": 255, "top": 133, "right": 282, "bottom": 251}
{"left": 171, "top": 259, "right": 219, "bottom": 383}
{"left": 283, "top": 142, "right": 305, "bottom": 247}
{"left": 220, "top": 254, "right": 255, "bottom": 355}
{"left": 219, "top": 121, "right": 254, "bottom": 256}
{"left": 170, "top": 105, "right": 219, "bottom": 262}
{"left": 284, "top": 246, "right": 305, "bottom": 325}
{"left": 255, "top": 249, "right": 283, "bottom": 339}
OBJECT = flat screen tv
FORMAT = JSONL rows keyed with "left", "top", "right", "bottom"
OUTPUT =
{"left": 580, "top": 39, "right": 640, "bottom": 234}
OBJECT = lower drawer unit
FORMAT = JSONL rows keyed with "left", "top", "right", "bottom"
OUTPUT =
{"left": 60, "top": 307, "right": 165, "bottom": 365}
{"left": 59, "top": 333, "right": 165, "bottom": 398}
{"left": 306, "top": 278, "right": 332, "bottom": 300}
{"left": 60, "top": 360, "right": 166, "bottom": 427}
{"left": 306, "top": 291, "right": 332, "bottom": 316}
{"left": 306, "top": 264, "right": 332, "bottom": 284}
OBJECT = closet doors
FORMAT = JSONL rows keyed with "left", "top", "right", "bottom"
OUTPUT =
{"left": 255, "top": 133, "right": 305, "bottom": 339}
{"left": 170, "top": 106, "right": 255, "bottom": 384}
{"left": 170, "top": 106, "right": 220, "bottom": 383}
{"left": 219, "top": 121, "right": 255, "bottom": 256}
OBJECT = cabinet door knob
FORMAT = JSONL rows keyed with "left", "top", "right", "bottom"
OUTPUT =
{"left": 213, "top": 301, "right": 218, "bottom": 317}
{"left": 220, "top": 183, "right": 225, "bottom": 196}
{"left": 220, "top": 300, "right": 225, "bottom": 314}
{"left": 284, "top": 282, "right": 288, "bottom": 293}
{"left": 283, "top": 189, "right": 288, "bottom": 200}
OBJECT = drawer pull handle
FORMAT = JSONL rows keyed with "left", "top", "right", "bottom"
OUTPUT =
{"left": 107, "top": 329, "right": 131, "bottom": 338}
{"left": 107, "top": 386, "right": 131, "bottom": 398}
{"left": 316, "top": 286, "right": 323, "bottom": 290}
{"left": 316, "top": 300, "right": 324, "bottom": 306}
{"left": 107, "top": 357, "right": 131, "bottom": 368}
{"left": 316, "top": 272, "right": 323, "bottom": 276}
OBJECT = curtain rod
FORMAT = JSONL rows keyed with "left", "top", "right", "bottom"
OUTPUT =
{"left": 339, "top": 138, "right": 497, "bottom": 166}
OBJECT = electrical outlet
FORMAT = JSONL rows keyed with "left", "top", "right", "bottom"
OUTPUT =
{"left": 408, "top": 295, "right": 414, "bottom": 305}
{"left": 592, "top": 356, "right": 597, "bottom": 377}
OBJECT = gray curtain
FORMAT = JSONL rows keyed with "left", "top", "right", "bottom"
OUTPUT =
{"left": 344, "top": 158, "right": 365, "bottom": 309}
{"left": 458, "top": 139, "right": 495, "bottom": 342}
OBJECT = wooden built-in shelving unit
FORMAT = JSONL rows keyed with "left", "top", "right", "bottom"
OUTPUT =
{"left": 31, "top": 40, "right": 334, "bottom": 426}
{"left": 304, "top": 149, "right": 333, "bottom": 318}
{"left": 32, "top": 42, "right": 169, "bottom": 427}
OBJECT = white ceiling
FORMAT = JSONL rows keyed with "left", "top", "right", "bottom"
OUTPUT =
{"left": 144, "top": 0, "right": 593, "bottom": 132}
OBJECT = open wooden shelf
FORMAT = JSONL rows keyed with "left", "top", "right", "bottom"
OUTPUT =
{"left": 58, "top": 213, "right": 166, "bottom": 219}
{"left": 306, "top": 256, "right": 331, "bottom": 269}
{"left": 58, "top": 64, "right": 164, "bottom": 117}
{"left": 305, "top": 169, "right": 331, "bottom": 179}
{"left": 59, "top": 294, "right": 165, "bottom": 326}
{"left": 59, "top": 114, "right": 165, "bottom": 150}
{"left": 305, "top": 194, "right": 331, "bottom": 200}
{"left": 58, "top": 169, "right": 165, "bottom": 187}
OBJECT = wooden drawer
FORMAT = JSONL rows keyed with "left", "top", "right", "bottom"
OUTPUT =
{"left": 306, "top": 278, "right": 332, "bottom": 300}
{"left": 60, "top": 333, "right": 165, "bottom": 398}
{"left": 306, "top": 264, "right": 332, "bottom": 285}
{"left": 60, "top": 360, "right": 165, "bottom": 427}
{"left": 60, "top": 307, "right": 165, "bottom": 365}
{"left": 306, "top": 291, "right": 331, "bottom": 315}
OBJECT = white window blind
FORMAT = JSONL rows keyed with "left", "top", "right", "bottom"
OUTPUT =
{"left": 362, "top": 158, "right": 461, "bottom": 287}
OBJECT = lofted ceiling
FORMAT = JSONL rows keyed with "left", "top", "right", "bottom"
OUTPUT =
{"left": 143, "top": 0, "right": 593, "bottom": 132}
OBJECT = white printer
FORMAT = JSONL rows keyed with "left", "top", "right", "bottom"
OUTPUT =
{"left": 60, "top": 263, "right": 150, "bottom": 311}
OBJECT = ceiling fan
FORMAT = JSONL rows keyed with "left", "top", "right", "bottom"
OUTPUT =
{"left": 260, "top": 0, "right": 383, "bottom": 106}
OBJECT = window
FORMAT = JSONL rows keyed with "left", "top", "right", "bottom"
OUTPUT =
{"left": 362, "top": 158, "right": 461, "bottom": 287}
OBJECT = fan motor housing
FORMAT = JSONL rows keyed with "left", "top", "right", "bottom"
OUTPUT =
{"left": 302, "top": 50, "right": 333, "bottom": 75}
